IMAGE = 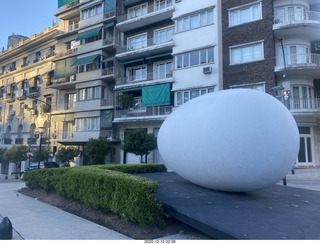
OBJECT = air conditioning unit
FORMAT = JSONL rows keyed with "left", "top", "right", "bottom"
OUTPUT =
{"left": 203, "top": 67, "right": 212, "bottom": 74}
{"left": 315, "top": 43, "right": 320, "bottom": 51}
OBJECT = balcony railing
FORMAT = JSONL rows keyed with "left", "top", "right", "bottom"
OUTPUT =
{"left": 276, "top": 54, "right": 320, "bottom": 67}
{"left": 99, "top": 130, "right": 113, "bottom": 138}
{"left": 115, "top": 106, "right": 172, "bottom": 119}
{"left": 101, "top": 97, "right": 114, "bottom": 106}
{"left": 55, "top": 22, "right": 80, "bottom": 36}
{"left": 29, "top": 86, "right": 40, "bottom": 97}
{"left": 282, "top": 98, "right": 320, "bottom": 112}
{"left": 117, "top": 37, "right": 173, "bottom": 54}
{"left": 101, "top": 67, "right": 114, "bottom": 76}
{"left": 117, "top": 1, "right": 173, "bottom": 23}
{"left": 116, "top": 72, "right": 172, "bottom": 85}
{"left": 274, "top": 10, "right": 320, "bottom": 24}
{"left": 27, "top": 138, "right": 37, "bottom": 145}
{"left": 15, "top": 138, "right": 23, "bottom": 144}
{"left": 4, "top": 138, "right": 12, "bottom": 145}
{"left": 55, "top": 48, "right": 78, "bottom": 58}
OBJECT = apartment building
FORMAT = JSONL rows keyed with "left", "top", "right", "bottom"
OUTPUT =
{"left": 222, "top": 0, "right": 320, "bottom": 168}
{"left": 112, "top": 0, "right": 220, "bottom": 164}
{"left": 0, "top": 28, "right": 57, "bottom": 174}
{"left": 51, "top": 0, "right": 118, "bottom": 164}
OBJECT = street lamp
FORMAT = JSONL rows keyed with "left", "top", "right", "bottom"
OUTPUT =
{"left": 38, "top": 127, "right": 45, "bottom": 169}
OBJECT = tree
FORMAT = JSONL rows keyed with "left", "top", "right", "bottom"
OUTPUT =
{"left": 117, "top": 93, "right": 134, "bottom": 109}
{"left": 56, "top": 147, "right": 80, "bottom": 167}
{"left": 122, "top": 128, "right": 157, "bottom": 164}
{"left": 4, "top": 145, "right": 27, "bottom": 179}
{"left": 30, "top": 148, "right": 50, "bottom": 164}
{"left": 0, "top": 148, "right": 8, "bottom": 174}
{"left": 84, "top": 137, "right": 113, "bottom": 165}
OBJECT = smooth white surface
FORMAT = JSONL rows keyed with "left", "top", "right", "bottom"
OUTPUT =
{"left": 158, "top": 89, "right": 300, "bottom": 192}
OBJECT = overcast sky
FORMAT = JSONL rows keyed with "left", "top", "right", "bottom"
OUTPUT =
{"left": 0, "top": 0, "right": 60, "bottom": 50}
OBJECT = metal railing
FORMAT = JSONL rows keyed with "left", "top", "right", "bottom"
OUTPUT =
{"left": 101, "top": 67, "right": 114, "bottom": 76}
{"left": 117, "top": 1, "right": 173, "bottom": 23}
{"left": 274, "top": 10, "right": 320, "bottom": 24}
{"left": 55, "top": 48, "right": 78, "bottom": 58}
{"left": 99, "top": 130, "right": 113, "bottom": 138}
{"left": 282, "top": 98, "right": 320, "bottom": 111}
{"left": 101, "top": 97, "right": 114, "bottom": 106}
{"left": 115, "top": 106, "right": 172, "bottom": 119}
{"left": 117, "top": 36, "right": 173, "bottom": 53}
{"left": 276, "top": 53, "right": 320, "bottom": 67}
{"left": 116, "top": 72, "right": 172, "bottom": 85}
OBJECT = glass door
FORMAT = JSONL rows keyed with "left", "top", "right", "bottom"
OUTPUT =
{"left": 297, "top": 127, "right": 314, "bottom": 167}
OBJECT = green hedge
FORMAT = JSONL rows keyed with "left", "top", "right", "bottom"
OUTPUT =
{"left": 23, "top": 164, "right": 167, "bottom": 227}
{"left": 92, "top": 163, "right": 167, "bottom": 174}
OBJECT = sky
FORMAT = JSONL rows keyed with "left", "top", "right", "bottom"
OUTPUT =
{"left": 0, "top": 0, "right": 60, "bottom": 50}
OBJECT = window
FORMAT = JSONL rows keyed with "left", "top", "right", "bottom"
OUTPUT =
{"left": 230, "top": 42, "right": 263, "bottom": 65}
{"left": 275, "top": 6, "right": 307, "bottom": 23}
{"left": 128, "top": 3, "right": 148, "bottom": 19}
{"left": 229, "top": 2, "right": 262, "bottom": 26}
{"left": 127, "top": 66, "right": 147, "bottom": 81}
{"left": 155, "top": 0, "right": 172, "bottom": 11}
{"left": 76, "top": 117, "right": 100, "bottom": 131}
{"left": 65, "top": 93, "right": 76, "bottom": 110}
{"left": 278, "top": 45, "right": 310, "bottom": 66}
{"left": 176, "top": 87, "right": 214, "bottom": 106}
{"left": 77, "top": 87, "right": 101, "bottom": 101}
{"left": 176, "top": 9, "right": 214, "bottom": 33}
{"left": 127, "top": 34, "right": 147, "bottom": 50}
{"left": 176, "top": 47, "right": 214, "bottom": 69}
{"left": 19, "top": 103, "right": 25, "bottom": 115}
{"left": 154, "top": 26, "right": 173, "bottom": 44}
{"left": 154, "top": 60, "right": 173, "bottom": 79}
{"left": 81, "top": 4, "right": 103, "bottom": 20}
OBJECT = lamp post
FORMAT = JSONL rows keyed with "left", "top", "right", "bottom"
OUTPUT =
{"left": 38, "top": 127, "right": 45, "bottom": 169}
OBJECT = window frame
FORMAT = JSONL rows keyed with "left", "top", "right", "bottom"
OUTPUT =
{"left": 127, "top": 33, "right": 148, "bottom": 51}
{"left": 126, "top": 65, "right": 147, "bottom": 82}
{"left": 176, "top": 47, "right": 214, "bottom": 69}
{"left": 229, "top": 1, "right": 262, "bottom": 27}
{"left": 229, "top": 41, "right": 264, "bottom": 65}
{"left": 153, "top": 59, "right": 173, "bottom": 79}
{"left": 176, "top": 87, "right": 215, "bottom": 106}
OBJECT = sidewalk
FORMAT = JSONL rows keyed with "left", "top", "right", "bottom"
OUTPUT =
{"left": 0, "top": 181, "right": 132, "bottom": 240}
{"left": 279, "top": 167, "right": 320, "bottom": 191}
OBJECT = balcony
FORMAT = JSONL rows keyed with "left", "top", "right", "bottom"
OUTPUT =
{"left": 55, "top": 23, "right": 80, "bottom": 36}
{"left": 15, "top": 138, "right": 23, "bottom": 144}
{"left": 16, "top": 89, "right": 27, "bottom": 100}
{"left": 101, "top": 97, "right": 114, "bottom": 107}
{"left": 55, "top": 0, "right": 80, "bottom": 20}
{"left": 4, "top": 138, "right": 12, "bottom": 145}
{"left": 114, "top": 105, "right": 173, "bottom": 121}
{"left": 5, "top": 93, "right": 14, "bottom": 103}
{"left": 275, "top": 53, "right": 320, "bottom": 78}
{"left": 27, "top": 138, "right": 37, "bottom": 145}
{"left": 116, "top": 37, "right": 174, "bottom": 61}
{"left": 116, "top": 72, "right": 173, "bottom": 87}
{"left": 281, "top": 98, "right": 320, "bottom": 115}
{"left": 29, "top": 86, "right": 40, "bottom": 97}
{"left": 273, "top": 10, "right": 320, "bottom": 40}
{"left": 117, "top": 3, "right": 174, "bottom": 32}
{"left": 50, "top": 75, "right": 77, "bottom": 90}
{"left": 99, "top": 129, "right": 113, "bottom": 139}
{"left": 55, "top": 48, "right": 78, "bottom": 59}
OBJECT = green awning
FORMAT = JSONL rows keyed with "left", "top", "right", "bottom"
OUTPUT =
{"left": 121, "top": 58, "right": 144, "bottom": 65}
{"left": 145, "top": 53, "right": 172, "bottom": 60}
{"left": 104, "top": 22, "right": 114, "bottom": 28}
{"left": 80, "top": 1, "right": 102, "bottom": 10}
{"left": 71, "top": 54, "right": 100, "bottom": 67}
{"left": 57, "top": 34, "right": 78, "bottom": 44}
{"left": 142, "top": 83, "right": 171, "bottom": 107}
{"left": 105, "top": 0, "right": 116, "bottom": 13}
{"left": 75, "top": 27, "right": 102, "bottom": 41}
{"left": 102, "top": 58, "right": 114, "bottom": 63}
{"left": 101, "top": 110, "right": 113, "bottom": 128}
{"left": 58, "top": 0, "right": 77, "bottom": 8}
{"left": 54, "top": 60, "right": 66, "bottom": 79}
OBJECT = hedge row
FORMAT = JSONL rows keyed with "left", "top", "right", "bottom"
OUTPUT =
{"left": 23, "top": 164, "right": 167, "bottom": 227}
{"left": 91, "top": 163, "right": 167, "bottom": 174}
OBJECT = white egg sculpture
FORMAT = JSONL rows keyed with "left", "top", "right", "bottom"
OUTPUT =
{"left": 158, "top": 89, "right": 300, "bottom": 192}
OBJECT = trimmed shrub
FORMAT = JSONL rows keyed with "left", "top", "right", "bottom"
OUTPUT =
{"left": 23, "top": 164, "right": 168, "bottom": 227}
{"left": 92, "top": 163, "right": 167, "bottom": 174}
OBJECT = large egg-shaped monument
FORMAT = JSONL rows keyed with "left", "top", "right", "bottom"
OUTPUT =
{"left": 158, "top": 89, "right": 300, "bottom": 192}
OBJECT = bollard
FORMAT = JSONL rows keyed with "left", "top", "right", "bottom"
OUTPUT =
{"left": 282, "top": 177, "right": 287, "bottom": 186}
{"left": 0, "top": 217, "right": 13, "bottom": 240}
